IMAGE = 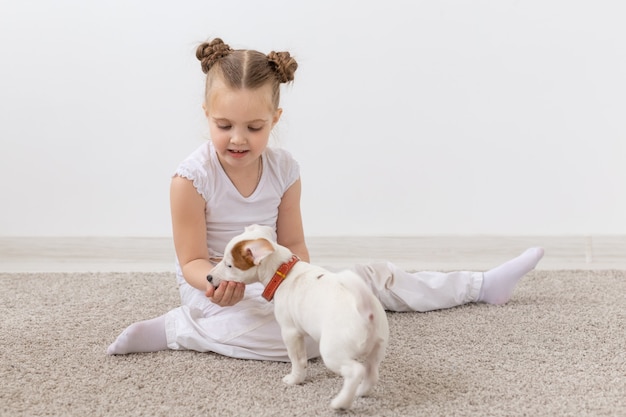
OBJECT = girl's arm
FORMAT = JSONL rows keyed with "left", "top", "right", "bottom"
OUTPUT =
{"left": 170, "top": 176, "right": 244, "bottom": 306}
{"left": 276, "top": 178, "right": 310, "bottom": 262}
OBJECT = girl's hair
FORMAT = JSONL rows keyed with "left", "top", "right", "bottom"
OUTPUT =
{"left": 196, "top": 38, "right": 298, "bottom": 109}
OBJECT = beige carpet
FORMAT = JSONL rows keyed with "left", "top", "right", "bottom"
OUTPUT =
{"left": 1, "top": 270, "right": 624, "bottom": 417}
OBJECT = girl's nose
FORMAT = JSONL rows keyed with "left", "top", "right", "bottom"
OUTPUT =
{"left": 230, "top": 130, "right": 246, "bottom": 145}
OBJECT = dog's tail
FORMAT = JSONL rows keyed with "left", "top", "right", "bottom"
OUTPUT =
{"left": 338, "top": 271, "right": 383, "bottom": 348}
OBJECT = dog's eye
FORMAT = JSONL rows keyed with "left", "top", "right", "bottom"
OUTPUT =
{"left": 226, "top": 264, "right": 232, "bottom": 268}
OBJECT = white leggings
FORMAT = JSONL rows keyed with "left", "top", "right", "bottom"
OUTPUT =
{"left": 164, "top": 262, "right": 483, "bottom": 361}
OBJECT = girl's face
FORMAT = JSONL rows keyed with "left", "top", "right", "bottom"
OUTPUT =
{"left": 204, "top": 82, "right": 282, "bottom": 171}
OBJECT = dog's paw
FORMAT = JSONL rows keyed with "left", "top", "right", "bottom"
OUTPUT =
{"left": 356, "top": 379, "right": 375, "bottom": 397}
{"left": 330, "top": 395, "right": 353, "bottom": 410}
{"left": 282, "top": 374, "right": 304, "bottom": 385}
{"left": 356, "top": 384, "right": 373, "bottom": 397}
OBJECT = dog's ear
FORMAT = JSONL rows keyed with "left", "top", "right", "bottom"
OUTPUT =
{"left": 232, "top": 238, "right": 275, "bottom": 268}
{"left": 245, "top": 238, "right": 275, "bottom": 265}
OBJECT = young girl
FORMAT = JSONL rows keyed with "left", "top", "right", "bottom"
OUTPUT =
{"left": 107, "top": 38, "right": 544, "bottom": 360}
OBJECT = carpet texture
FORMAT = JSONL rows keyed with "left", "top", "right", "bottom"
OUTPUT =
{"left": 1, "top": 270, "right": 624, "bottom": 417}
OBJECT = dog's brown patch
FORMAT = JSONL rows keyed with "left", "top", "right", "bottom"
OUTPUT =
{"left": 231, "top": 240, "right": 257, "bottom": 270}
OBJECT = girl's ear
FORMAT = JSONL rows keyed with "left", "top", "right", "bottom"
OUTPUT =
{"left": 272, "top": 108, "right": 283, "bottom": 128}
{"left": 244, "top": 238, "right": 275, "bottom": 265}
{"left": 202, "top": 102, "right": 209, "bottom": 118}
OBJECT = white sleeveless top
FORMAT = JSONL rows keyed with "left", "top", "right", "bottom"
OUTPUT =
{"left": 173, "top": 141, "right": 300, "bottom": 273}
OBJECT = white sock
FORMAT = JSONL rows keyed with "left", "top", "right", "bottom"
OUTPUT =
{"left": 107, "top": 315, "right": 168, "bottom": 355}
{"left": 478, "top": 247, "right": 544, "bottom": 305}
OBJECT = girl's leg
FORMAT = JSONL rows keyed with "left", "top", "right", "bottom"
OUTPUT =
{"left": 352, "top": 263, "right": 482, "bottom": 312}
{"left": 352, "top": 247, "right": 544, "bottom": 312}
{"left": 164, "top": 305, "right": 320, "bottom": 361}
{"left": 107, "top": 314, "right": 168, "bottom": 355}
{"left": 109, "top": 287, "right": 320, "bottom": 361}
{"left": 106, "top": 307, "right": 300, "bottom": 360}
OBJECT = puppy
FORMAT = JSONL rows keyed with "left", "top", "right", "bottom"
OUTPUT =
{"left": 208, "top": 224, "right": 389, "bottom": 410}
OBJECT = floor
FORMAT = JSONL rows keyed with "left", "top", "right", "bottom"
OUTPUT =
{"left": 1, "top": 236, "right": 625, "bottom": 273}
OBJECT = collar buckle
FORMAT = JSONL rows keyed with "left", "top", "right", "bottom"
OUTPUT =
{"left": 261, "top": 255, "right": 300, "bottom": 301}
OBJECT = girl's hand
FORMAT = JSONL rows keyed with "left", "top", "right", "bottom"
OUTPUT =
{"left": 206, "top": 281, "right": 246, "bottom": 307}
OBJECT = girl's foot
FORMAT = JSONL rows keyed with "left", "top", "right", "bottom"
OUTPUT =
{"left": 478, "top": 247, "right": 544, "bottom": 304}
{"left": 107, "top": 315, "right": 168, "bottom": 355}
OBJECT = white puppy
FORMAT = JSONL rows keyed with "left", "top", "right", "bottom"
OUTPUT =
{"left": 208, "top": 224, "right": 389, "bottom": 410}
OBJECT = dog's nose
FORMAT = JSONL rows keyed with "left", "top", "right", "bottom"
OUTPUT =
{"left": 206, "top": 275, "right": 219, "bottom": 288}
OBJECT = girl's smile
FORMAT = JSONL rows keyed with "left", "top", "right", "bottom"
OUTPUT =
{"left": 228, "top": 149, "right": 250, "bottom": 159}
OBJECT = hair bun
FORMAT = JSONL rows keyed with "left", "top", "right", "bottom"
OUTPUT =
{"left": 267, "top": 51, "right": 298, "bottom": 83}
{"left": 196, "top": 38, "right": 233, "bottom": 74}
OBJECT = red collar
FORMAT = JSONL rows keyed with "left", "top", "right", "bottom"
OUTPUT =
{"left": 262, "top": 255, "right": 300, "bottom": 301}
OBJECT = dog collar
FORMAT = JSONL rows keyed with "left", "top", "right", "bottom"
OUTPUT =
{"left": 262, "top": 255, "right": 300, "bottom": 302}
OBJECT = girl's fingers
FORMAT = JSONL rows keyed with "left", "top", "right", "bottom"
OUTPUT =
{"left": 205, "top": 283, "right": 216, "bottom": 298}
{"left": 210, "top": 281, "right": 244, "bottom": 306}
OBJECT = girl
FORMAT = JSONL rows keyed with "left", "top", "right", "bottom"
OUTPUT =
{"left": 107, "top": 38, "right": 544, "bottom": 360}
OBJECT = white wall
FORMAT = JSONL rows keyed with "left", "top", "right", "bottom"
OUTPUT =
{"left": 1, "top": 0, "right": 624, "bottom": 237}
